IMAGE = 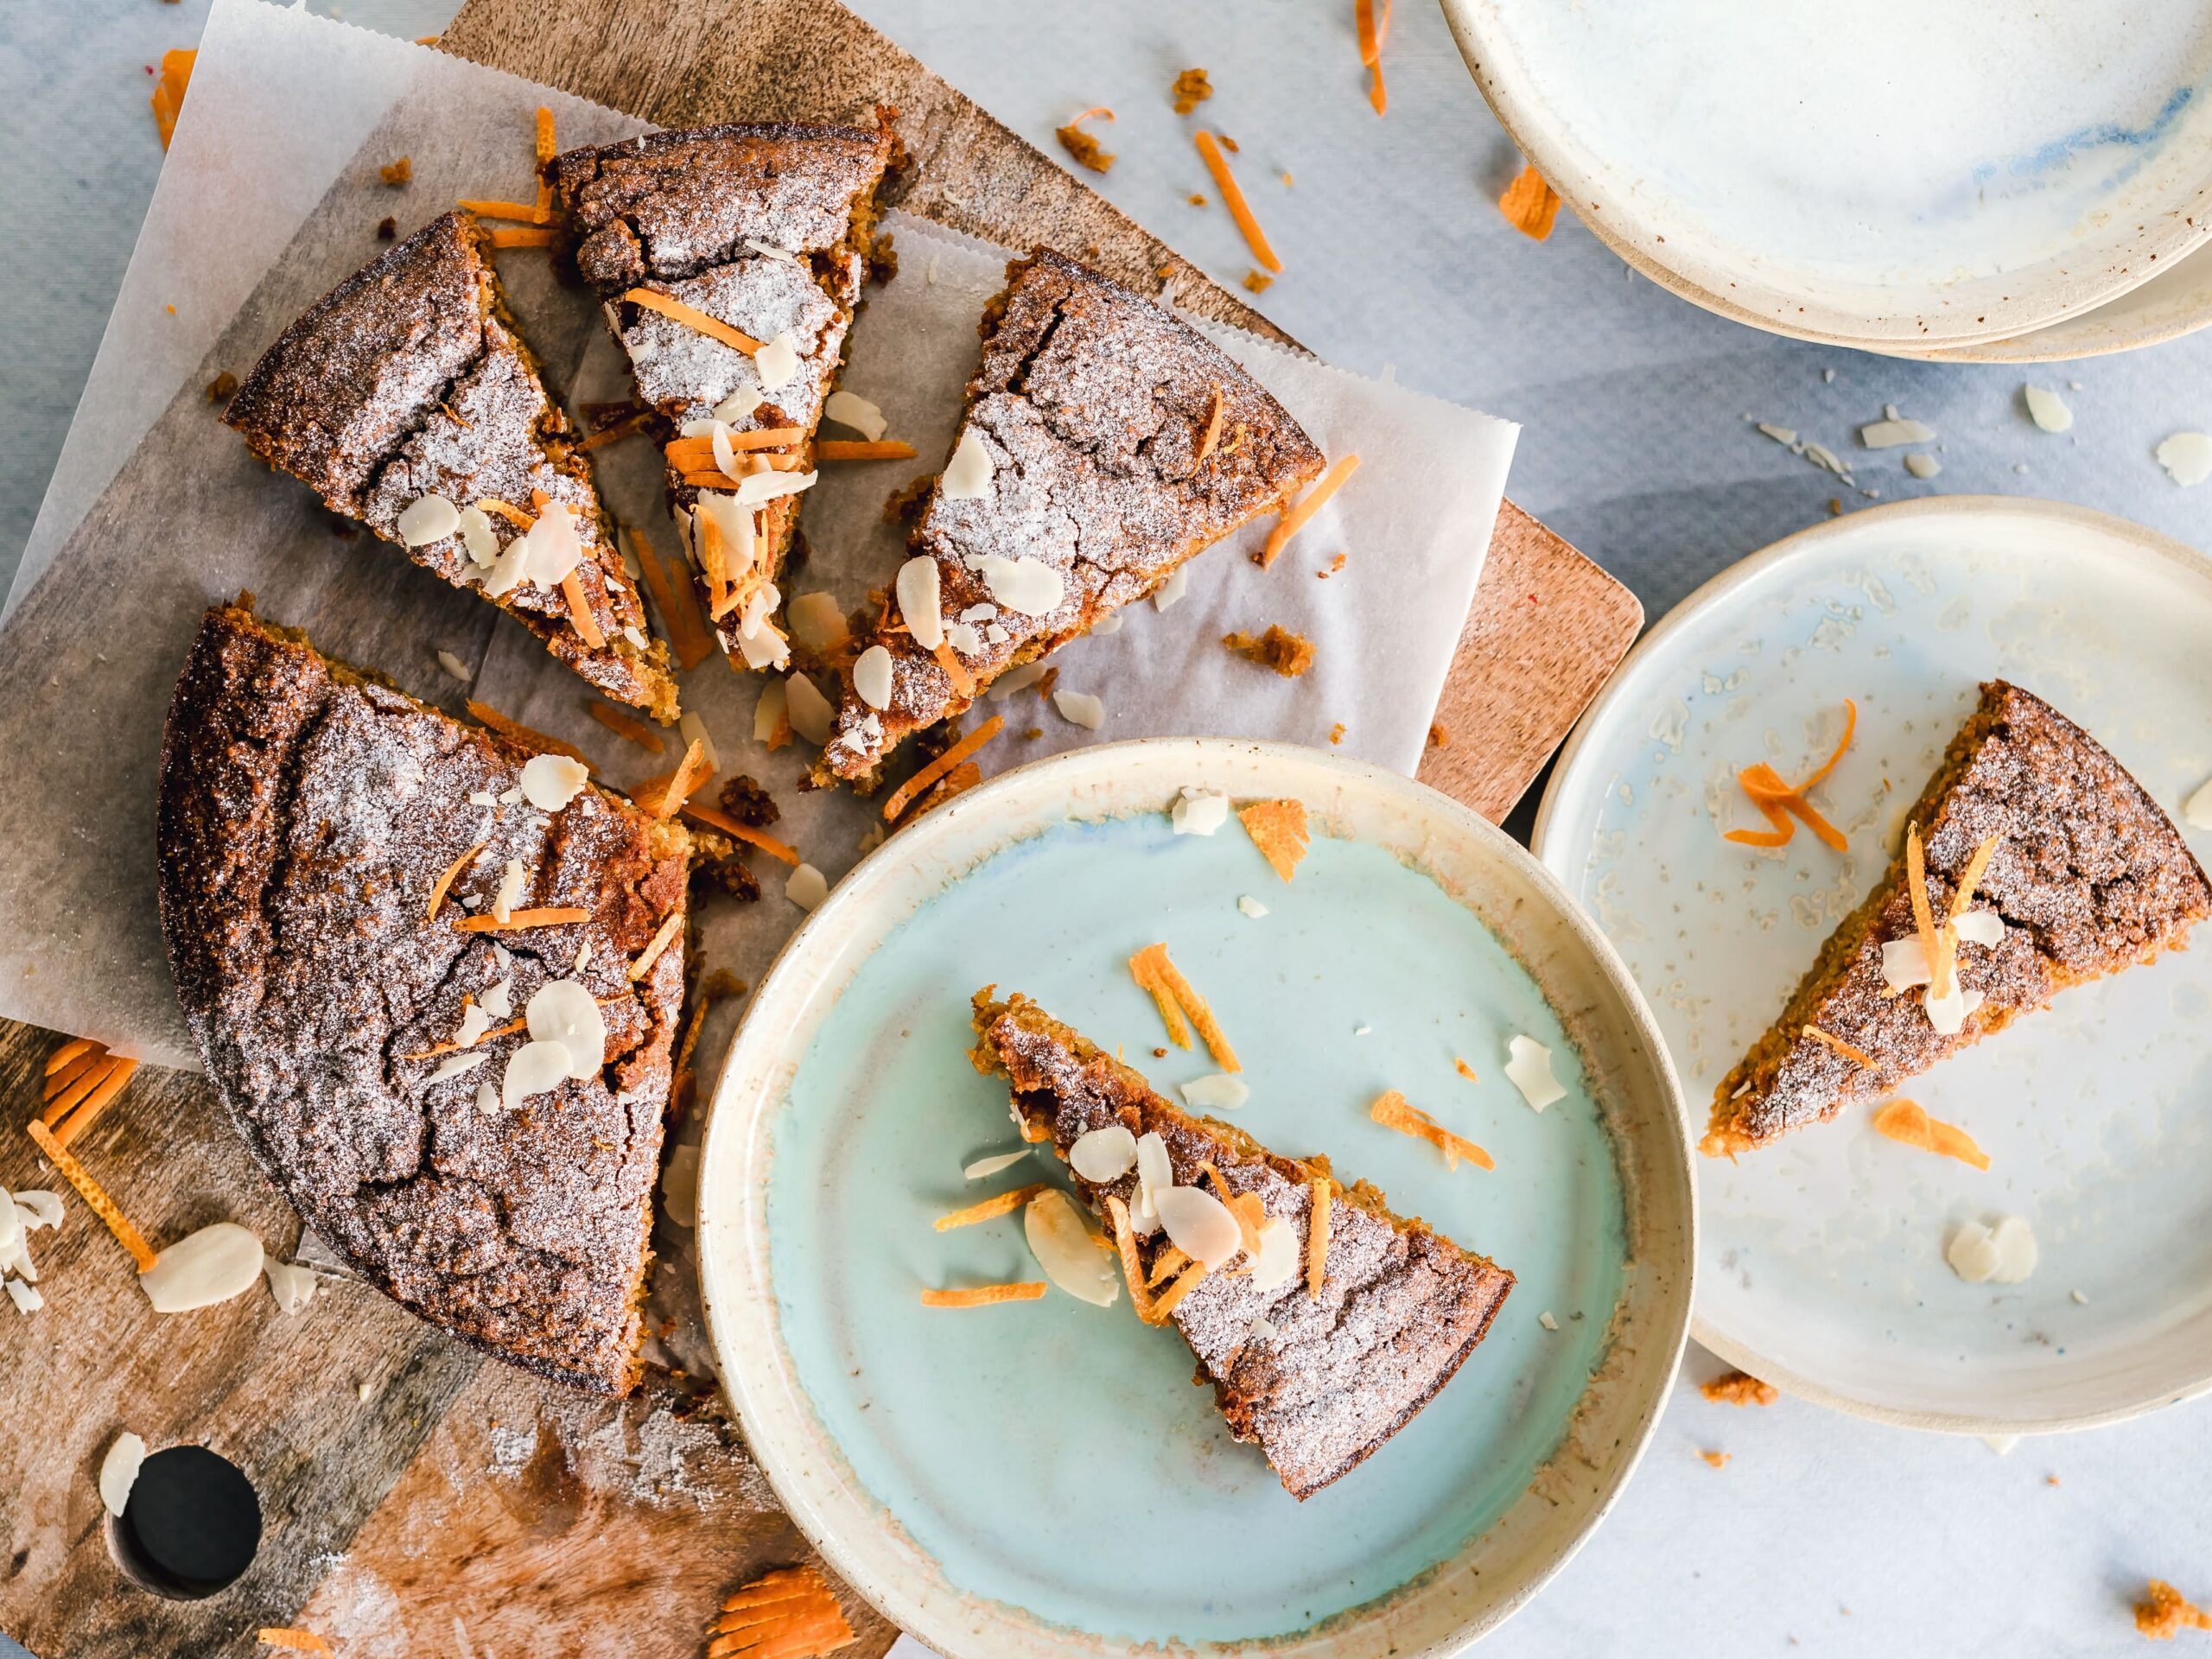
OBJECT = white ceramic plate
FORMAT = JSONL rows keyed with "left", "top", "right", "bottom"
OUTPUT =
{"left": 1920, "top": 233, "right": 2212, "bottom": 362}
{"left": 698, "top": 739, "right": 1693, "bottom": 1657}
{"left": 1533, "top": 497, "right": 2212, "bottom": 1433}
{"left": 1442, "top": 1, "right": 2212, "bottom": 350}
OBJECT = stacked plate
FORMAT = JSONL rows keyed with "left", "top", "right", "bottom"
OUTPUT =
{"left": 1442, "top": 1, "right": 2212, "bottom": 360}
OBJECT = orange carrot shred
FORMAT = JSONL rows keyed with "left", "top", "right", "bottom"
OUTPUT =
{"left": 475, "top": 497, "right": 536, "bottom": 530}
{"left": 1498, "top": 163, "right": 1563, "bottom": 240}
{"left": 453, "top": 906, "right": 591, "bottom": 932}
{"left": 55, "top": 1059, "right": 138, "bottom": 1148}
{"left": 933, "top": 1183, "right": 1046, "bottom": 1232}
{"left": 150, "top": 49, "right": 195, "bottom": 151}
{"left": 624, "top": 288, "right": 764, "bottom": 355}
{"left": 1356, "top": 0, "right": 1392, "bottom": 114}
{"left": 681, "top": 801, "right": 801, "bottom": 865}
{"left": 561, "top": 569, "right": 607, "bottom": 650}
{"left": 920, "top": 1281, "right": 1046, "bottom": 1307}
{"left": 1237, "top": 798, "right": 1312, "bottom": 881}
{"left": 1370, "top": 1089, "right": 1494, "bottom": 1171}
{"left": 1196, "top": 387, "right": 1226, "bottom": 461}
{"left": 1871, "top": 1099, "right": 1991, "bottom": 1171}
{"left": 1128, "top": 944, "right": 1240, "bottom": 1071}
{"left": 663, "top": 429, "right": 804, "bottom": 462}
{"left": 1146, "top": 1244, "right": 1192, "bottom": 1287}
{"left": 1150, "top": 1256, "right": 1211, "bottom": 1319}
{"left": 584, "top": 702, "right": 664, "bottom": 752}
{"left": 1722, "top": 770, "right": 1798, "bottom": 848}
{"left": 1259, "top": 455, "right": 1360, "bottom": 567}
{"left": 655, "top": 738, "right": 709, "bottom": 821}
{"left": 1951, "top": 834, "right": 2003, "bottom": 918}
{"left": 929, "top": 639, "right": 976, "bottom": 702}
{"left": 425, "top": 841, "right": 485, "bottom": 923}
{"left": 627, "top": 524, "right": 715, "bottom": 671}
{"left": 1194, "top": 130, "right": 1282, "bottom": 273}
{"left": 816, "top": 440, "right": 918, "bottom": 461}
{"left": 533, "top": 105, "right": 556, "bottom": 163}
{"left": 881, "top": 715, "right": 1004, "bottom": 823}
{"left": 42, "top": 1055, "right": 118, "bottom": 1125}
{"left": 44, "top": 1036, "right": 97, "bottom": 1077}
{"left": 627, "top": 912, "right": 684, "bottom": 982}
{"left": 1306, "top": 1179, "right": 1332, "bottom": 1297}
{"left": 44, "top": 1046, "right": 105, "bottom": 1103}
{"left": 1454, "top": 1057, "right": 1479, "bottom": 1084}
{"left": 1104, "top": 1195, "right": 1160, "bottom": 1324}
{"left": 465, "top": 700, "right": 590, "bottom": 764}
{"left": 257, "top": 1631, "right": 334, "bottom": 1654}
{"left": 457, "top": 198, "right": 550, "bottom": 224}
{"left": 1905, "top": 823, "right": 1946, "bottom": 998}
{"left": 1802, "top": 1025, "right": 1877, "bottom": 1070}
{"left": 488, "top": 226, "right": 556, "bottom": 250}
{"left": 26, "top": 1119, "right": 156, "bottom": 1272}
{"left": 1726, "top": 702, "right": 1856, "bottom": 851}
{"left": 578, "top": 408, "right": 652, "bottom": 451}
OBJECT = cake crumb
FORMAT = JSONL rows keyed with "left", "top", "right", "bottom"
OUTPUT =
{"left": 1224, "top": 625, "right": 1314, "bottom": 677}
{"left": 206, "top": 371, "right": 238, "bottom": 404}
{"left": 1700, "top": 1370, "right": 1778, "bottom": 1408}
{"left": 1054, "top": 115, "right": 1116, "bottom": 174}
{"left": 1454, "top": 1058, "right": 1478, "bottom": 1083}
{"left": 1243, "top": 270, "right": 1274, "bottom": 294}
{"left": 1171, "top": 67, "right": 1213, "bottom": 114}
{"left": 1328, "top": 722, "right": 1345, "bottom": 745}
{"left": 1036, "top": 666, "right": 1059, "bottom": 702}
{"left": 716, "top": 775, "right": 779, "bottom": 828}
{"left": 376, "top": 216, "right": 397, "bottom": 239}
{"left": 1428, "top": 721, "right": 1451, "bottom": 748}
{"left": 1188, "top": 193, "right": 1208, "bottom": 207}
{"left": 379, "top": 156, "right": 413, "bottom": 186}
{"left": 2136, "top": 1580, "right": 2212, "bottom": 1640}
{"left": 1021, "top": 726, "right": 1043, "bottom": 741}
{"left": 1700, "top": 1449, "right": 1731, "bottom": 1469}
{"left": 1318, "top": 552, "right": 1346, "bottom": 578}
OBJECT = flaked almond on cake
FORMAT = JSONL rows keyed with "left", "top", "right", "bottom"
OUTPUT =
{"left": 816, "top": 250, "right": 1325, "bottom": 785}
{"left": 970, "top": 990, "right": 1514, "bottom": 1498}
{"left": 1707, "top": 679, "right": 2212, "bottom": 1155}
{"left": 547, "top": 115, "right": 899, "bottom": 675}
{"left": 224, "top": 211, "right": 677, "bottom": 720}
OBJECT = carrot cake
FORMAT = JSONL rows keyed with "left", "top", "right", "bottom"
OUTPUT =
{"left": 547, "top": 116, "right": 899, "bottom": 672}
{"left": 971, "top": 990, "right": 1514, "bottom": 1498}
{"left": 1707, "top": 680, "right": 2212, "bottom": 1154}
{"left": 223, "top": 212, "right": 677, "bottom": 720}
{"left": 156, "top": 602, "right": 690, "bottom": 1393}
{"left": 817, "top": 250, "right": 1324, "bottom": 784}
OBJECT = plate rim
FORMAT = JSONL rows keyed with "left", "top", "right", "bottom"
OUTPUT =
{"left": 1529, "top": 493, "right": 2212, "bottom": 1435}
{"left": 696, "top": 735, "right": 1697, "bottom": 1657}
{"left": 1438, "top": 0, "right": 2212, "bottom": 353}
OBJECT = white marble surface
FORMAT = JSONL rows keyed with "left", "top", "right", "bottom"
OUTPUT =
{"left": 3, "top": 2, "right": 2208, "bottom": 1655}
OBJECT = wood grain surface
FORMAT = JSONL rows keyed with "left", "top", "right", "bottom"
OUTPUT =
{"left": 2, "top": 1, "right": 1638, "bottom": 1653}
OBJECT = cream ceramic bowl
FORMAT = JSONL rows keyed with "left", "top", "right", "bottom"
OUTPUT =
{"left": 696, "top": 739, "right": 1694, "bottom": 1656}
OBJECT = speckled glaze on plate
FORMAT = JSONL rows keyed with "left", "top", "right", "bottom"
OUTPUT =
{"left": 1442, "top": 1, "right": 2212, "bottom": 350}
{"left": 696, "top": 740, "right": 1693, "bottom": 1658}
{"left": 1534, "top": 497, "right": 2212, "bottom": 1433}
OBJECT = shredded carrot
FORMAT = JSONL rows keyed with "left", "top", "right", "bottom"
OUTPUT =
{"left": 1306, "top": 1180, "right": 1332, "bottom": 1297}
{"left": 457, "top": 198, "right": 550, "bottom": 224}
{"left": 664, "top": 429, "right": 804, "bottom": 465}
{"left": 422, "top": 841, "right": 484, "bottom": 925}
{"left": 681, "top": 801, "right": 801, "bottom": 865}
{"left": 532, "top": 105, "right": 556, "bottom": 217}
{"left": 489, "top": 226, "right": 556, "bottom": 249}
{"left": 453, "top": 906, "right": 591, "bottom": 932}
{"left": 1151, "top": 1256, "right": 1211, "bottom": 1319}
{"left": 45, "top": 1037, "right": 97, "bottom": 1077}
{"left": 1194, "top": 386, "right": 1226, "bottom": 462}
{"left": 1726, "top": 701, "right": 1856, "bottom": 851}
{"left": 1951, "top": 835, "right": 2002, "bottom": 918}
{"left": 1237, "top": 798, "right": 1312, "bottom": 881}
{"left": 1498, "top": 163, "right": 1563, "bottom": 240}
{"left": 683, "top": 467, "right": 798, "bottom": 490}
{"left": 1454, "top": 1057, "right": 1479, "bottom": 1084}
{"left": 880, "top": 716, "right": 1004, "bottom": 823}
{"left": 44, "top": 1046, "right": 105, "bottom": 1103}
{"left": 26, "top": 1119, "right": 156, "bottom": 1272}
{"left": 624, "top": 288, "right": 764, "bottom": 355}
{"left": 627, "top": 912, "right": 684, "bottom": 982}
{"left": 1130, "top": 947, "right": 1192, "bottom": 1050}
{"left": 464, "top": 699, "right": 588, "bottom": 764}
{"left": 719, "top": 1567, "right": 823, "bottom": 1610}
{"left": 561, "top": 569, "right": 607, "bottom": 649}
{"left": 920, "top": 1281, "right": 1046, "bottom": 1307}
{"left": 1904, "top": 822, "right": 1946, "bottom": 999}
{"left": 55, "top": 1059, "right": 137, "bottom": 1148}
{"left": 257, "top": 1632, "right": 333, "bottom": 1654}
{"left": 655, "top": 738, "right": 710, "bottom": 821}
{"left": 696, "top": 507, "right": 731, "bottom": 614}
{"left": 628, "top": 524, "right": 715, "bottom": 671}
{"left": 908, "top": 760, "right": 982, "bottom": 817}
{"left": 1721, "top": 778, "right": 1796, "bottom": 849}
{"left": 1356, "top": 0, "right": 1392, "bottom": 115}
{"left": 1260, "top": 455, "right": 1360, "bottom": 568}
{"left": 585, "top": 702, "right": 664, "bottom": 753}
{"left": 1871, "top": 1098, "right": 1991, "bottom": 1171}
{"left": 816, "top": 440, "right": 918, "bottom": 461}
{"left": 1370, "top": 1089, "right": 1495, "bottom": 1171}
{"left": 1104, "top": 1194, "right": 1159, "bottom": 1324}
{"left": 929, "top": 639, "right": 976, "bottom": 702}
{"left": 1147, "top": 1245, "right": 1192, "bottom": 1287}
{"left": 150, "top": 48, "right": 195, "bottom": 150}
{"left": 476, "top": 497, "right": 536, "bottom": 530}
{"left": 1802, "top": 1025, "right": 1877, "bottom": 1070}
{"left": 578, "top": 408, "right": 652, "bottom": 451}
{"left": 1194, "top": 130, "right": 1282, "bottom": 274}
{"left": 1128, "top": 944, "right": 1240, "bottom": 1071}
{"left": 42, "top": 1054, "right": 118, "bottom": 1126}
{"left": 933, "top": 1182, "right": 1046, "bottom": 1232}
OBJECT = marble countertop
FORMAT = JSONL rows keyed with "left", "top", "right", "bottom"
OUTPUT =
{"left": 3, "top": 2, "right": 2205, "bottom": 1654}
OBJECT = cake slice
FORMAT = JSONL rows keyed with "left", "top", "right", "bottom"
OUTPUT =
{"left": 548, "top": 116, "right": 899, "bottom": 673}
{"left": 225, "top": 211, "right": 677, "bottom": 720}
{"left": 817, "top": 250, "right": 1325, "bottom": 784}
{"left": 157, "top": 601, "right": 691, "bottom": 1393}
{"left": 971, "top": 990, "right": 1514, "bottom": 1498}
{"left": 1707, "top": 680, "right": 2212, "bottom": 1154}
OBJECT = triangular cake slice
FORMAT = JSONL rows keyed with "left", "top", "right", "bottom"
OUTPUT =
{"left": 548, "top": 116, "right": 899, "bottom": 673}
{"left": 156, "top": 602, "right": 690, "bottom": 1393}
{"left": 817, "top": 250, "right": 1325, "bottom": 784}
{"left": 971, "top": 990, "right": 1514, "bottom": 1498}
{"left": 225, "top": 212, "right": 677, "bottom": 719}
{"left": 1707, "top": 679, "right": 2212, "bottom": 1154}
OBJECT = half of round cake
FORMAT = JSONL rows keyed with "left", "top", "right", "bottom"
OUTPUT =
{"left": 156, "top": 602, "right": 689, "bottom": 1393}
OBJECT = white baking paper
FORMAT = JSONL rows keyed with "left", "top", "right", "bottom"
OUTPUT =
{"left": 0, "top": 0, "right": 1514, "bottom": 1077}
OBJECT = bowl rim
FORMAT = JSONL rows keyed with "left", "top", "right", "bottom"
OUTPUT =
{"left": 696, "top": 735, "right": 1698, "bottom": 1656}
{"left": 1437, "top": 0, "right": 2212, "bottom": 353}
{"left": 1530, "top": 493, "right": 2212, "bottom": 1435}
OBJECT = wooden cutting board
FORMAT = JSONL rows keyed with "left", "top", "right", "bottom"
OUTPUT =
{"left": 0, "top": 3, "right": 1637, "bottom": 1654}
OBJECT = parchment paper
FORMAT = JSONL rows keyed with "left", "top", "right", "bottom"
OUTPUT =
{"left": 0, "top": 0, "right": 1516, "bottom": 1074}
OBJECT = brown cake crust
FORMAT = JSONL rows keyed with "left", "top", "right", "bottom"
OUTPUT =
{"left": 1708, "top": 679, "right": 2212, "bottom": 1152}
{"left": 549, "top": 118, "right": 898, "bottom": 671}
{"left": 156, "top": 603, "right": 690, "bottom": 1393}
{"left": 820, "top": 250, "right": 1325, "bottom": 783}
{"left": 971, "top": 991, "right": 1513, "bottom": 1499}
{"left": 224, "top": 212, "right": 677, "bottom": 719}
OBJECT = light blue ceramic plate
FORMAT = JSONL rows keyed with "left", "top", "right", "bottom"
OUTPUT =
{"left": 1535, "top": 497, "right": 2212, "bottom": 1433}
{"left": 698, "top": 741, "right": 1692, "bottom": 1659}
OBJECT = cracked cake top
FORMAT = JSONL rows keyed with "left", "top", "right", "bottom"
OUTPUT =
{"left": 156, "top": 603, "right": 690, "bottom": 1393}
{"left": 819, "top": 249, "right": 1325, "bottom": 783}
